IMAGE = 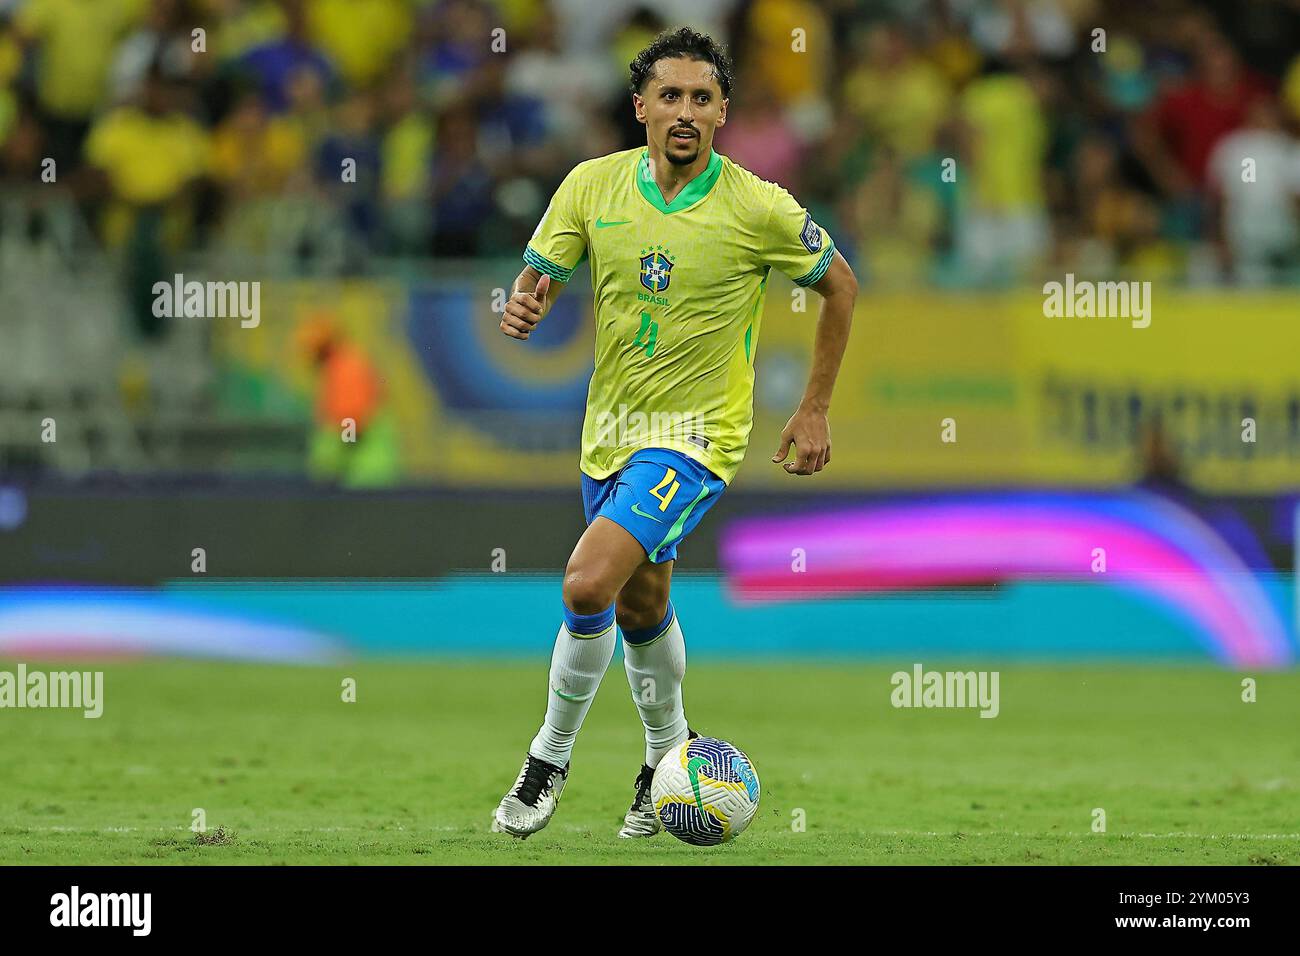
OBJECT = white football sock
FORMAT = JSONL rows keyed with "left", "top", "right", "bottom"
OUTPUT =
{"left": 623, "top": 610, "right": 689, "bottom": 768}
{"left": 528, "top": 614, "right": 616, "bottom": 768}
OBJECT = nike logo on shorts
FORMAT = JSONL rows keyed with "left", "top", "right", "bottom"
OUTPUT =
{"left": 630, "top": 502, "right": 664, "bottom": 523}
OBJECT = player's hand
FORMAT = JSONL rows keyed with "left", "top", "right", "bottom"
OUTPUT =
{"left": 500, "top": 274, "right": 551, "bottom": 340}
{"left": 772, "top": 404, "right": 830, "bottom": 476}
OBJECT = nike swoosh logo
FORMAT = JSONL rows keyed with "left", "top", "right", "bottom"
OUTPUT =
{"left": 551, "top": 686, "right": 583, "bottom": 701}
{"left": 595, "top": 218, "right": 632, "bottom": 229}
{"left": 686, "top": 756, "right": 709, "bottom": 814}
{"left": 630, "top": 502, "right": 664, "bottom": 523}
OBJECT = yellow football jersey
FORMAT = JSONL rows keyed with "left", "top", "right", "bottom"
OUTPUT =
{"left": 524, "top": 146, "right": 834, "bottom": 484}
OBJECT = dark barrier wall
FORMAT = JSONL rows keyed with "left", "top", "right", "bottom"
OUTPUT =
{"left": 0, "top": 482, "right": 1293, "bottom": 584}
{"left": 1, "top": 484, "right": 584, "bottom": 583}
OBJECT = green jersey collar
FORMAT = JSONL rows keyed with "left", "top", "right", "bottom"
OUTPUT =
{"left": 636, "top": 147, "right": 723, "bottom": 214}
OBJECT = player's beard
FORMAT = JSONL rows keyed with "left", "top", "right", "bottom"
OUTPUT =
{"left": 666, "top": 140, "right": 701, "bottom": 165}
{"left": 666, "top": 127, "right": 701, "bottom": 165}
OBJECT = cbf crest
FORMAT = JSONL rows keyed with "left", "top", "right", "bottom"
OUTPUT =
{"left": 639, "top": 245, "right": 675, "bottom": 294}
{"left": 799, "top": 212, "right": 822, "bottom": 253}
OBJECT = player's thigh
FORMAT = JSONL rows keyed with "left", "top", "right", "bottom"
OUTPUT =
{"left": 616, "top": 559, "right": 673, "bottom": 631}
{"left": 563, "top": 516, "right": 649, "bottom": 613}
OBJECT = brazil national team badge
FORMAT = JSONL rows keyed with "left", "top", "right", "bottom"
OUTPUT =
{"left": 800, "top": 212, "right": 822, "bottom": 253}
{"left": 639, "top": 245, "right": 675, "bottom": 294}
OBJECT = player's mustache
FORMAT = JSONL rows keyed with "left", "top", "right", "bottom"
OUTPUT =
{"left": 669, "top": 125, "right": 699, "bottom": 137}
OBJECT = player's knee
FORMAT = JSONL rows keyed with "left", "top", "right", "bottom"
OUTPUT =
{"left": 615, "top": 603, "right": 663, "bottom": 633}
{"left": 615, "top": 590, "right": 669, "bottom": 633}
{"left": 562, "top": 567, "right": 616, "bottom": 616}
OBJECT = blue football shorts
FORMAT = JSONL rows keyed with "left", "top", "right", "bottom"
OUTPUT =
{"left": 580, "top": 448, "right": 727, "bottom": 563}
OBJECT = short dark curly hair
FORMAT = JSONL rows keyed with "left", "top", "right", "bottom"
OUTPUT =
{"left": 629, "top": 27, "right": 734, "bottom": 99}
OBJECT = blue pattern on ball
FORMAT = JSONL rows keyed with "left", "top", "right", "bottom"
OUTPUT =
{"left": 685, "top": 737, "right": 745, "bottom": 783}
{"left": 658, "top": 800, "right": 726, "bottom": 846}
{"left": 731, "top": 755, "right": 760, "bottom": 801}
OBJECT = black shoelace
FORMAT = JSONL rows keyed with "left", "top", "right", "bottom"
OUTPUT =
{"left": 514, "top": 756, "right": 557, "bottom": 807}
{"left": 631, "top": 765, "right": 655, "bottom": 810}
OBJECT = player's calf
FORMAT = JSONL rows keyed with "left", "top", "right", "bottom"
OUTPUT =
{"left": 494, "top": 605, "right": 618, "bottom": 838}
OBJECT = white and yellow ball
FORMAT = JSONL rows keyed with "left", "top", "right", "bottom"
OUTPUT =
{"left": 651, "top": 736, "right": 760, "bottom": 845}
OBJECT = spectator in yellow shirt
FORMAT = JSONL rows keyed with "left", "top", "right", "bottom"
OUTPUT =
{"left": 83, "top": 66, "right": 210, "bottom": 337}
{"left": 843, "top": 24, "right": 952, "bottom": 161}
{"left": 15, "top": 0, "right": 146, "bottom": 168}
{"left": 210, "top": 89, "right": 307, "bottom": 197}
{"left": 955, "top": 64, "right": 1050, "bottom": 284}
{"left": 84, "top": 71, "right": 209, "bottom": 220}
{"left": 741, "top": 0, "right": 829, "bottom": 109}
{"left": 307, "top": 0, "right": 410, "bottom": 88}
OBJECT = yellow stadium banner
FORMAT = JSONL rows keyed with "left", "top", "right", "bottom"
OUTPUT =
{"left": 215, "top": 276, "right": 1300, "bottom": 493}
{"left": 747, "top": 285, "right": 1297, "bottom": 493}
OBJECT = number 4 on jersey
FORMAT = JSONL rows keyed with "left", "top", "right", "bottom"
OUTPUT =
{"left": 633, "top": 310, "right": 658, "bottom": 357}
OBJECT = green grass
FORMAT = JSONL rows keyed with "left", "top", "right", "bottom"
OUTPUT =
{"left": 1, "top": 660, "right": 1297, "bottom": 864}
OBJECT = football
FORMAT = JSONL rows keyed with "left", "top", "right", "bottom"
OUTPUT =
{"left": 651, "top": 736, "right": 761, "bottom": 845}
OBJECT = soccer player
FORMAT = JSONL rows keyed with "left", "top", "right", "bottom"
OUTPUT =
{"left": 492, "top": 27, "right": 857, "bottom": 838}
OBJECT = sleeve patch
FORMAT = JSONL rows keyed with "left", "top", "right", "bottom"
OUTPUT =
{"left": 800, "top": 212, "right": 823, "bottom": 253}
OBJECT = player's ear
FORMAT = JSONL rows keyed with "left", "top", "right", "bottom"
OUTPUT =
{"left": 717, "top": 97, "right": 728, "bottom": 127}
{"left": 632, "top": 92, "right": 646, "bottom": 125}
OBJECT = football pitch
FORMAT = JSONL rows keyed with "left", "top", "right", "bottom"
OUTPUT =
{"left": 1, "top": 660, "right": 1297, "bottom": 865}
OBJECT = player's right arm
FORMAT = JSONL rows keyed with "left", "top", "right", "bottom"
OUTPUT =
{"left": 503, "top": 165, "right": 588, "bottom": 341}
{"left": 500, "top": 266, "right": 566, "bottom": 340}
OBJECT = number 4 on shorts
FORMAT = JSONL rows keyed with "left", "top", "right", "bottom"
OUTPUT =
{"left": 649, "top": 468, "right": 679, "bottom": 511}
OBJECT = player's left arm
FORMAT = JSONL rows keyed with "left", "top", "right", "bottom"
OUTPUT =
{"left": 771, "top": 250, "right": 857, "bottom": 476}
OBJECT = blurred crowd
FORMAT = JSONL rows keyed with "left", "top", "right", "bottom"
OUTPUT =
{"left": 1, "top": 0, "right": 1299, "bottom": 285}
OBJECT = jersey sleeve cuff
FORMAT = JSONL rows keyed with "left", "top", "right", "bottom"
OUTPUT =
{"left": 523, "top": 246, "right": 576, "bottom": 283}
{"left": 793, "top": 243, "right": 835, "bottom": 287}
